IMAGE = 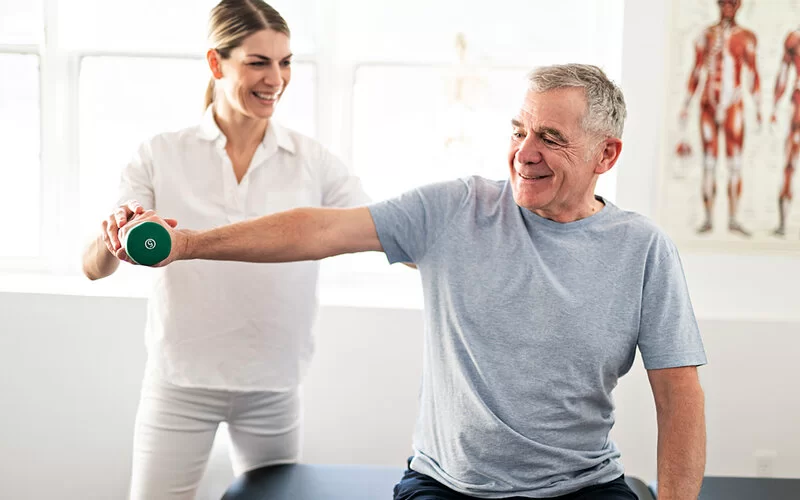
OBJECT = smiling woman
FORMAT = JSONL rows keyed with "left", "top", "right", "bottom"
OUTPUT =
{"left": 204, "top": 0, "right": 292, "bottom": 116}
{"left": 78, "top": 1, "right": 369, "bottom": 499}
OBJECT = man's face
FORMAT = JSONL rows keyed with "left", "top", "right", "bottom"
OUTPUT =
{"left": 718, "top": 0, "right": 741, "bottom": 21}
{"left": 508, "top": 88, "right": 604, "bottom": 221}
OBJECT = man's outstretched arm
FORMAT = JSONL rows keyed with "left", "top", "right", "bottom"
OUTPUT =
{"left": 121, "top": 206, "right": 383, "bottom": 266}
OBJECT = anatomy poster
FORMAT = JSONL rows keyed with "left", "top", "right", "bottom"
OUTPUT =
{"left": 662, "top": 0, "right": 800, "bottom": 252}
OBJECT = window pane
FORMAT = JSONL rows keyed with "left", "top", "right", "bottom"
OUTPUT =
{"left": 353, "top": 65, "right": 529, "bottom": 201}
{"left": 78, "top": 56, "right": 315, "bottom": 238}
{"left": 352, "top": 64, "right": 617, "bottom": 204}
{"left": 334, "top": 0, "right": 614, "bottom": 65}
{"left": 59, "top": 0, "right": 315, "bottom": 54}
{"left": 0, "top": 54, "right": 41, "bottom": 257}
{"left": 0, "top": 1, "right": 43, "bottom": 45}
{"left": 333, "top": 65, "right": 525, "bottom": 278}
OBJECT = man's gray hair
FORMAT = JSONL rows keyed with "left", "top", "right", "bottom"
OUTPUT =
{"left": 527, "top": 64, "right": 627, "bottom": 139}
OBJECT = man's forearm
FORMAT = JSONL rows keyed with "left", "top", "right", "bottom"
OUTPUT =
{"left": 656, "top": 386, "right": 706, "bottom": 500}
{"left": 181, "top": 207, "right": 378, "bottom": 263}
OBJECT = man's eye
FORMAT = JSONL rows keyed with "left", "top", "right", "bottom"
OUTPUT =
{"left": 542, "top": 137, "right": 557, "bottom": 145}
{"left": 248, "top": 62, "right": 266, "bottom": 66}
{"left": 512, "top": 132, "right": 525, "bottom": 139}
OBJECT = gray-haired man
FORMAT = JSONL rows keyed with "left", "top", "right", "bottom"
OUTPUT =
{"left": 120, "top": 64, "right": 707, "bottom": 500}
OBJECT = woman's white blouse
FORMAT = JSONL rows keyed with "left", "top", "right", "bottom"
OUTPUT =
{"left": 116, "top": 108, "right": 369, "bottom": 390}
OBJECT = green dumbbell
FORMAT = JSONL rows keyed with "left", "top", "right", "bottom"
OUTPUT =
{"left": 123, "top": 221, "right": 172, "bottom": 267}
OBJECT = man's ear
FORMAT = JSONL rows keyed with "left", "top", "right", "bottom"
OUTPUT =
{"left": 594, "top": 138, "right": 622, "bottom": 175}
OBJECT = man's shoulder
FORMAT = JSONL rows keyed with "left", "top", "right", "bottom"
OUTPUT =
{"left": 417, "top": 175, "right": 504, "bottom": 199}
{"left": 602, "top": 204, "right": 677, "bottom": 254}
{"left": 457, "top": 176, "right": 508, "bottom": 209}
{"left": 603, "top": 204, "right": 655, "bottom": 227}
{"left": 465, "top": 175, "right": 506, "bottom": 193}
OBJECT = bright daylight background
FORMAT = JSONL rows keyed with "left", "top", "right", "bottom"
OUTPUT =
{"left": 4, "top": 2, "right": 800, "bottom": 500}
{"left": 0, "top": 0, "right": 622, "bottom": 301}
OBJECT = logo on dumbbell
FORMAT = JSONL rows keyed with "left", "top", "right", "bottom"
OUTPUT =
{"left": 145, "top": 238, "right": 157, "bottom": 250}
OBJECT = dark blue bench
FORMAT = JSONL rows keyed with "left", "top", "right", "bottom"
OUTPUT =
{"left": 222, "top": 463, "right": 655, "bottom": 500}
{"left": 650, "top": 476, "right": 800, "bottom": 499}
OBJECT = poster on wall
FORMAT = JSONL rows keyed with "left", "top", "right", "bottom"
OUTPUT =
{"left": 662, "top": 0, "right": 800, "bottom": 252}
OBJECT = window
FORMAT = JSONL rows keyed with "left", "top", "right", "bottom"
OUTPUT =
{"left": 3, "top": 0, "right": 625, "bottom": 299}
{"left": 57, "top": 0, "right": 314, "bottom": 54}
{"left": 0, "top": 54, "right": 41, "bottom": 258}
{"left": 321, "top": 0, "right": 623, "bottom": 283}
{"left": 77, "top": 56, "right": 316, "bottom": 242}
{"left": 0, "top": 1, "right": 43, "bottom": 260}
{"left": 352, "top": 65, "right": 528, "bottom": 201}
{"left": 0, "top": 1, "right": 43, "bottom": 46}
{"left": 341, "top": 0, "right": 624, "bottom": 205}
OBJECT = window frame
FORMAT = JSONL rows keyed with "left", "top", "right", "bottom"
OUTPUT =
{"left": 0, "top": 0, "right": 622, "bottom": 302}
{"left": 0, "top": 46, "right": 45, "bottom": 267}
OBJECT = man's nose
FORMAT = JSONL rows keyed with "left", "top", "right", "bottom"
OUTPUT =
{"left": 516, "top": 137, "right": 543, "bottom": 165}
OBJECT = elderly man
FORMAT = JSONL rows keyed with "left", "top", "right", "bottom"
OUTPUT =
{"left": 114, "top": 64, "right": 707, "bottom": 500}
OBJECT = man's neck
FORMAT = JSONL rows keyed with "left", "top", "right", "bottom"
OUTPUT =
{"left": 532, "top": 196, "right": 605, "bottom": 224}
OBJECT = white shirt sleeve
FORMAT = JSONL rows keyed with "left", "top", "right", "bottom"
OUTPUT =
{"left": 116, "top": 140, "right": 156, "bottom": 210}
{"left": 320, "top": 148, "right": 371, "bottom": 208}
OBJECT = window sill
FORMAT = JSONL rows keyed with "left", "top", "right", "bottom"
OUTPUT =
{"left": 0, "top": 270, "right": 425, "bottom": 310}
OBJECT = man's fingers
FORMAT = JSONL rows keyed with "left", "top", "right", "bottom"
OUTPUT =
{"left": 165, "top": 218, "right": 179, "bottom": 228}
{"left": 127, "top": 200, "right": 145, "bottom": 215}
{"left": 116, "top": 201, "right": 145, "bottom": 228}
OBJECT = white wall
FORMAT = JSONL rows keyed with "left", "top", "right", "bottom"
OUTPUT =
{"left": 611, "top": 0, "right": 800, "bottom": 483}
{"left": 0, "top": 293, "right": 424, "bottom": 499}
{"left": 617, "top": 0, "right": 800, "bottom": 324}
{"left": 1, "top": 0, "right": 799, "bottom": 498}
{"left": 2, "top": 292, "right": 799, "bottom": 500}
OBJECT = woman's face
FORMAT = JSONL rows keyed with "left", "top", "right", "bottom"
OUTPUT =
{"left": 209, "top": 28, "right": 292, "bottom": 120}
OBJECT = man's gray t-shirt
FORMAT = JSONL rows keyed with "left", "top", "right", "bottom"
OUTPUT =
{"left": 368, "top": 176, "right": 707, "bottom": 498}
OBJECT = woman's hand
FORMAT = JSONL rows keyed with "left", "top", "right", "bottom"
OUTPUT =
{"left": 100, "top": 200, "right": 146, "bottom": 259}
